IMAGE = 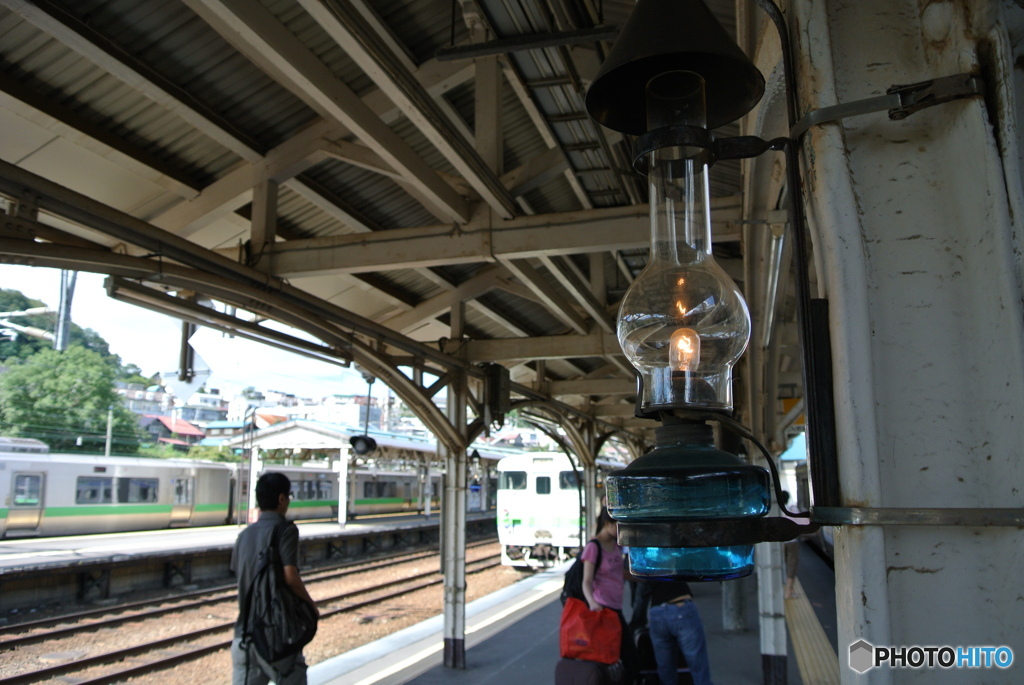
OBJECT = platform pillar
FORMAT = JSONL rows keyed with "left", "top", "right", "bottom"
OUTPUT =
{"left": 441, "top": 303, "right": 469, "bottom": 669}
{"left": 771, "top": 2, "right": 1024, "bottom": 682}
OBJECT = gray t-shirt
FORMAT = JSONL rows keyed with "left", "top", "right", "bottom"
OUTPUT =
{"left": 231, "top": 511, "right": 300, "bottom": 638}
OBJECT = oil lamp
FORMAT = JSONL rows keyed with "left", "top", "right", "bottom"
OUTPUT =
{"left": 585, "top": 0, "right": 773, "bottom": 579}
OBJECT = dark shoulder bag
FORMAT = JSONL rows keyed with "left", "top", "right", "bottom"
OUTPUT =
{"left": 240, "top": 521, "right": 318, "bottom": 664}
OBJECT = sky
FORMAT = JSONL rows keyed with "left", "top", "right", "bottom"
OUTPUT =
{"left": 0, "top": 264, "right": 392, "bottom": 402}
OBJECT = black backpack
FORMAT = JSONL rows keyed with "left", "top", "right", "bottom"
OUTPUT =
{"left": 240, "top": 521, "right": 319, "bottom": 664}
{"left": 560, "top": 539, "right": 602, "bottom": 605}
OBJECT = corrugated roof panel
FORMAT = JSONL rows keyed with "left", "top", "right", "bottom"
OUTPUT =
{"left": 277, "top": 184, "right": 347, "bottom": 237}
{"left": 441, "top": 78, "right": 553, "bottom": 181}
{"left": 432, "top": 261, "right": 486, "bottom": 285}
{"left": 520, "top": 173, "right": 581, "bottom": 215}
{"left": 63, "top": 0, "right": 318, "bottom": 151}
{"left": 262, "top": 0, "right": 379, "bottom": 98}
{"left": 477, "top": 289, "right": 569, "bottom": 336}
{"left": 370, "top": 0, "right": 469, "bottom": 65}
{"left": 0, "top": 9, "right": 236, "bottom": 184}
{"left": 300, "top": 156, "right": 439, "bottom": 230}
{"left": 377, "top": 267, "right": 445, "bottom": 300}
{"left": 388, "top": 113, "right": 458, "bottom": 177}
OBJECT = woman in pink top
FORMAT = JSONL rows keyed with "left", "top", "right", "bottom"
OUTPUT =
{"left": 581, "top": 508, "right": 638, "bottom": 682}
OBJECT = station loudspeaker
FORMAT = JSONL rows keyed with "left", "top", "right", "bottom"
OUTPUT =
{"left": 481, "top": 362, "right": 511, "bottom": 427}
{"left": 349, "top": 435, "right": 377, "bottom": 455}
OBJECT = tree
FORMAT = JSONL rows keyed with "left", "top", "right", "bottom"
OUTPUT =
{"left": 1, "top": 287, "right": 152, "bottom": 380}
{"left": 0, "top": 289, "right": 52, "bottom": 361}
{"left": 0, "top": 346, "right": 141, "bottom": 453}
{"left": 118, "top": 362, "right": 155, "bottom": 386}
{"left": 186, "top": 444, "right": 245, "bottom": 462}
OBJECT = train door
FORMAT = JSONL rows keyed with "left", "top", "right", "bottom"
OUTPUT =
{"left": 7, "top": 472, "right": 44, "bottom": 535}
{"left": 170, "top": 476, "right": 194, "bottom": 526}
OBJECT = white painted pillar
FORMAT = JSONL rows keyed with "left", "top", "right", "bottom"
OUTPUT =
{"left": 247, "top": 453, "right": 262, "bottom": 524}
{"left": 784, "top": 1, "right": 1024, "bottom": 682}
{"left": 442, "top": 301, "right": 469, "bottom": 668}
{"left": 335, "top": 456, "right": 348, "bottom": 528}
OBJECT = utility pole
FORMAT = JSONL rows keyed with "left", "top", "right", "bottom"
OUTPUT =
{"left": 54, "top": 270, "right": 76, "bottom": 351}
{"left": 104, "top": 407, "right": 113, "bottom": 457}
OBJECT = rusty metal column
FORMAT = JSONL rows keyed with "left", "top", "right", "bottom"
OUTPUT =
{"left": 442, "top": 302, "right": 469, "bottom": 668}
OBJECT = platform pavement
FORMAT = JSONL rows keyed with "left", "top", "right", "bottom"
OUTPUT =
{"left": 310, "top": 561, "right": 807, "bottom": 685}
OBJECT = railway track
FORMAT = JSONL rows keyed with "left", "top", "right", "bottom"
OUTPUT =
{"left": 0, "top": 537, "right": 497, "bottom": 644}
{"left": 0, "top": 549, "right": 503, "bottom": 685}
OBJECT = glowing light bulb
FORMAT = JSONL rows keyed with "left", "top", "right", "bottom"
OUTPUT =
{"left": 669, "top": 327, "right": 700, "bottom": 371}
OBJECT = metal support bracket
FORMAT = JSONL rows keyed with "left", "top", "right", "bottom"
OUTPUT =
{"left": 790, "top": 72, "right": 984, "bottom": 140}
{"left": 812, "top": 507, "right": 1024, "bottom": 527}
{"left": 77, "top": 568, "right": 111, "bottom": 601}
{"left": 617, "top": 517, "right": 819, "bottom": 548}
{"left": 1, "top": 194, "right": 40, "bottom": 238}
{"left": 163, "top": 558, "right": 193, "bottom": 587}
{"left": 326, "top": 539, "right": 346, "bottom": 560}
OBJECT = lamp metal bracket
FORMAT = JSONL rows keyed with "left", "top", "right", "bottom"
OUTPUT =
{"left": 617, "top": 517, "right": 819, "bottom": 548}
{"left": 790, "top": 72, "right": 984, "bottom": 140}
{"left": 812, "top": 506, "right": 1024, "bottom": 527}
{"left": 632, "top": 73, "right": 984, "bottom": 172}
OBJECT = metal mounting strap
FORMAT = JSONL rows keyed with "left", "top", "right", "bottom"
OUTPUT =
{"left": 812, "top": 507, "right": 1024, "bottom": 527}
{"left": 790, "top": 72, "right": 984, "bottom": 141}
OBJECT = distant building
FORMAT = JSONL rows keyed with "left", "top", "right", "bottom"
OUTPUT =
{"left": 177, "top": 389, "right": 229, "bottom": 427}
{"left": 287, "top": 395, "right": 381, "bottom": 428}
{"left": 199, "top": 419, "right": 248, "bottom": 446}
{"left": 488, "top": 428, "right": 552, "bottom": 449}
{"left": 116, "top": 383, "right": 172, "bottom": 415}
{"left": 177, "top": 404, "right": 229, "bottom": 426}
{"left": 139, "top": 414, "right": 205, "bottom": 451}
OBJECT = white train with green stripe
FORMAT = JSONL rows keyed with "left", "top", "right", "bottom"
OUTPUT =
{"left": 0, "top": 440, "right": 235, "bottom": 538}
{"left": 0, "top": 437, "right": 483, "bottom": 537}
{"left": 496, "top": 452, "right": 585, "bottom": 569}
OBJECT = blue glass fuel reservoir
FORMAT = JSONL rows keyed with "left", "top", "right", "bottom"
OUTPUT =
{"left": 606, "top": 421, "right": 770, "bottom": 580}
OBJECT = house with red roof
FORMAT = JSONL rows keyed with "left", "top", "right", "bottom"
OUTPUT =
{"left": 139, "top": 414, "right": 205, "bottom": 450}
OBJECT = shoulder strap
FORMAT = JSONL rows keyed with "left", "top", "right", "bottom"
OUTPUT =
{"left": 239, "top": 526, "right": 270, "bottom": 638}
{"left": 586, "top": 538, "right": 602, "bottom": 567}
{"left": 239, "top": 520, "right": 288, "bottom": 636}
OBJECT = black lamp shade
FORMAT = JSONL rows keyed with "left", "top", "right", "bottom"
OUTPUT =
{"left": 586, "top": 0, "right": 765, "bottom": 134}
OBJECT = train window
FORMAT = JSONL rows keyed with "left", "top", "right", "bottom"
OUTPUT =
{"left": 559, "top": 471, "right": 581, "bottom": 489}
{"left": 364, "top": 482, "right": 375, "bottom": 498}
{"left": 301, "top": 481, "right": 316, "bottom": 501}
{"left": 13, "top": 475, "right": 41, "bottom": 506}
{"left": 76, "top": 477, "right": 113, "bottom": 504}
{"left": 173, "top": 478, "right": 193, "bottom": 505}
{"left": 536, "top": 476, "right": 551, "bottom": 494}
{"left": 116, "top": 478, "right": 159, "bottom": 503}
{"left": 317, "top": 481, "right": 333, "bottom": 499}
{"left": 499, "top": 471, "right": 527, "bottom": 490}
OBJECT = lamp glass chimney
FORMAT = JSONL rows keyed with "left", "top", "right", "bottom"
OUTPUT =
{"left": 617, "top": 71, "right": 750, "bottom": 414}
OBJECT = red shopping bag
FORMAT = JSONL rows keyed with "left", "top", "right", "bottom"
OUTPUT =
{"left": 558, "top": 597, "right": 622, "bottom": 664}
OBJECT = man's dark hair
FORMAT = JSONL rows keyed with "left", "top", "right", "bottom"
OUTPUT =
{"left": 256, "top": 472, "right": 291, "bottom": 510}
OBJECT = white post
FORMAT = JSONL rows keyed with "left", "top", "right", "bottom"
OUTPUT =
{"left": 335, "top": 456, "right": 348, "bottom": 528}
{"left": 104, "top": 407, "right": 113, "bottom": 457}
{"left": 441, "top": 301, "right": 468, "bottom": 669}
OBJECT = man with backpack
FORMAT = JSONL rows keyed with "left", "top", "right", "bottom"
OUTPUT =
{"left": 231, "top": 472, "right": 319, "bottom": 685}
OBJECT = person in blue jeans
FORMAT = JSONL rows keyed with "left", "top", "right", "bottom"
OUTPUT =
{"left": 647, "top": 579, "right": 713, "bottom": 685}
